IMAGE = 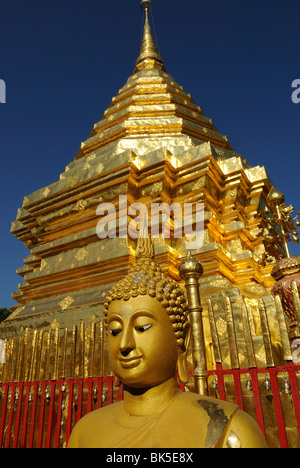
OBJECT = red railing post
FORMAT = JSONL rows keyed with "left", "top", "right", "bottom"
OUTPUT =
{"left": 46, "top": 381, "right": 56, "bottom": 448}
{"left": 76, "top": 379, "right": 83, "bottom": 422}
{"left": 0, "top": 384, "right": 9, "bottom": 447}
{"left": 97, "top": 377, "right": 103, "bottom": 409}
{"left": 37, "top": 382, "right": 46, "bottom": 448}
{"left": 55, "top": 379, "right": 64, "bottom": 449}
{"left": 249, "top": 368, "right": 265, "bottom": 437}
{"left": 28, "top": 382, "right": 38, "bottom": 448}
{"left": 267, "top": 367, "right": 288, "bottom": 448}
{"left": 233, "top": 369, "right": 244, "bottom": 410}
{"left": 215, "top": 362, "right": 226, "bottom": 400}
{"left": 65, "top": 380, "right": 74, "bottom": 446}
{"left": 87, "top": 378, "right": 93, "bottom": 414}
{"left": 20, "top": 383, "right": 31, "bottom": 449}
{"left": 13, "top": 382, "right": 24, "bottom": 448}
{"left": 5, "top": 383, "right": 16, "bottom": 448}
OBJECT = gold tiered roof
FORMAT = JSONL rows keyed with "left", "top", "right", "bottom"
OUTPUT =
{"left": 75, "top": 9, "right": 232, "bottom": 161}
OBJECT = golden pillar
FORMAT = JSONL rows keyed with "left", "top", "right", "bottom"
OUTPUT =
{"left": 179, "top": 251, "right": 208, "bottom": 395}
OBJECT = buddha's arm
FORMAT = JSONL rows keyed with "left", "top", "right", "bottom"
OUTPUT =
{"left": 217, "top": 409, "right": 268, "bottom": 448}
{"left": 67, "top": 417, "right": 88, "bottom": 448}
{"left": 67, "top": 425, "right": 80, "bottom": 448}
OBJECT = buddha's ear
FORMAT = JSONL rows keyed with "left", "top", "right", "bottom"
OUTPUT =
{"left": 177, "top": 322, "right": 191, "bottom": 385}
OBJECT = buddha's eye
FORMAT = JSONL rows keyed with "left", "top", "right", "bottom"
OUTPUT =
{"left": 135, "top": 324, "right": 152, "bottom": 333}
{"left": 109, "top": 328, "right": 122, "bottom": 337}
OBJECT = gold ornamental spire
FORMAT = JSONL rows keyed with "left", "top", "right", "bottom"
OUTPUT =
{"left": 134, "top": 0, "right": 166, "bottom": 73}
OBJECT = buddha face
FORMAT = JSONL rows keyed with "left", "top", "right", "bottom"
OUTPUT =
{"left": 107, "top": 295, "right": 180, "bottom": 389}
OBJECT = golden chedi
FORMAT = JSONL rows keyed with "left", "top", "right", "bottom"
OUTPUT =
{"left": 8, "top": 0, "right": 288, "bottom": 357}
{"left": 68, "top": 236, "right": 267, "bottom": 448}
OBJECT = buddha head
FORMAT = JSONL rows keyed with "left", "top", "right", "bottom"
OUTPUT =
{"left": 103, "top": 236, "right": 190, "bottom": 388}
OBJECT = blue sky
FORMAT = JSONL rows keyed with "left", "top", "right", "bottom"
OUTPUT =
{"left": 1, "top": 0, "right": 300, "bottom": 309}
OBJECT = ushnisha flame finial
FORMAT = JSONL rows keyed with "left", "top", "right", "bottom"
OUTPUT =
{"left": 135, "top": 0, "right": 166, "bottom": 72}
{"left": 135, "top": 217, "right": 155, "bottom": 260}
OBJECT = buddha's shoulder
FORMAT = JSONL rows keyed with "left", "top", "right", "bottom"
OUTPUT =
{"left": 172, "top": 393, "right": 267, "bottom": 448}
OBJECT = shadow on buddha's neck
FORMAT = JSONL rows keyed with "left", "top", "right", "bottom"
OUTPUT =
{"left": 123, "top": 376, "right": 179, "bottom": 398}
{"left": 123, "top": 385, "right": 152, "bottom": 396}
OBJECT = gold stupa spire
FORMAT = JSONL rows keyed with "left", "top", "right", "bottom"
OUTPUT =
{"left": 134, "top": 0, "right": 166, "bottom": 73}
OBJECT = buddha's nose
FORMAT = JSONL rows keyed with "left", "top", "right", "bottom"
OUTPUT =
{"left": 119, "top": 325, "right": 135, "bottom": 356}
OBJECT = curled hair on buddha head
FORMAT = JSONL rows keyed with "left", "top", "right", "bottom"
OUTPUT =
{"left": 103, "top": 235, "right": 189, "bottom": 349}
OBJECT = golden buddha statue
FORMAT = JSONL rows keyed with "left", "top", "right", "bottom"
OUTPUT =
{"left": 68, "top": 237, "right": 267, "bottom": 448}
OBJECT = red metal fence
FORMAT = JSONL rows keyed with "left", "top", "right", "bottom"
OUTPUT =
{"left": 1, "top": 364, "right": 300, "bottom": 448}
{"left": 0, "top": 377, "right": 119, "bottom": 448}
{"left": 1, "top": 288, "right": 300, "bottom": 448}
{"left": 211, "top": 363, "right": 300, "bottom": 448}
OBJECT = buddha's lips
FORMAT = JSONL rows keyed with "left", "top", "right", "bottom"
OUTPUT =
{"left": 118, "top": 356, "right": 142, "bottom": 367}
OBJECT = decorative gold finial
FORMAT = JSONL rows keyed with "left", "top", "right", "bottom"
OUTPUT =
{"left": 267, "top": 186, "right": 285, "bottom": 208}
{"left": 178, "top": 251, "right": 204, "bottom": 279}
{"left": 135, "top": 0, "right": 166, "bottom": 72}
{"left": 141, "top": 0, "right": 152, "bottom": 12}
{"left": 264, "top": 185, "right": 299, "bottom": 259}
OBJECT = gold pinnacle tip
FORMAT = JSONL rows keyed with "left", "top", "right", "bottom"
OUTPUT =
{"left": 141, "top": 0, "right": 152, "bottom": 12}
{"left": 135, "top": 0, "right": 165, "bottom": 73}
